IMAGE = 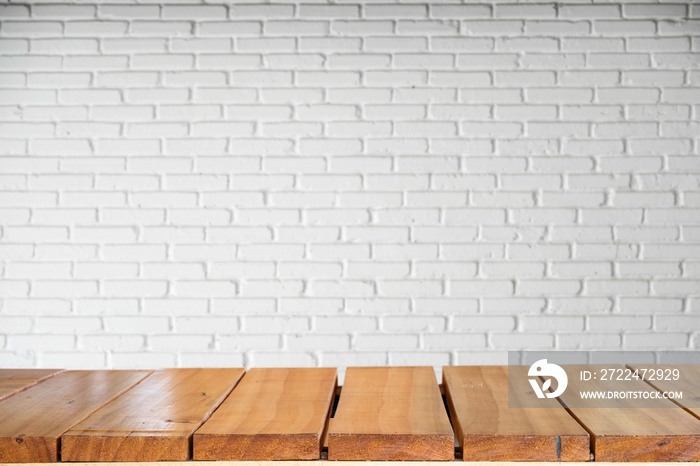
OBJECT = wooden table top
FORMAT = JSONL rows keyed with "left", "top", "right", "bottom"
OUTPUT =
{"left": 0, "top": 365, "right": 697, "bottom": 463}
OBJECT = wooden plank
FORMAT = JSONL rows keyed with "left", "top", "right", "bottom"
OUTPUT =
{"left": 443, "top": 366, "right": 589, "bottom": 461}
{"left": 327, "top": 366, "right": 454, "bottom": 461}
{"left": 627, "top": 364, "right": 700, "bottom": 420}
{"left": 61, "top": 368, "right": 245, "bottom": 462}
{"left": 0, "top": 370, "right": 150, "bottom": 463}
{"left": 556, "top": 364, "right": 700, "bottom": 462}
{"left": 193, "top": 367, "right": 337, "bottom": 461}
{"left": 0, "top": 369, "right": 65, "bottom": 402}
{"left": 6, "top": 461, "right": 700, "bottom": 466}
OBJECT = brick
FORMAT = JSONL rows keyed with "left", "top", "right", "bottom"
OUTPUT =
{"left": 395, "top": 53, "right": 452, "bottom": 69}
{"left": 496, "top": 71, "right": 555, "bottom": 87}
{"left": 4, "top": 226, "right": 68, "bottom": 243}
{"left": 35, "top": 317, "right": 101, "bottom": 333}
{"left": 61, "top": 89, "right": 121, "bottom": 105}
{"left": 328, "top": 88, "right": 391, "bottom": 103}
{"left": 624, "top": 333, "right": 687, "bottom": 349}
{"left": 331, "top": 20, "right": 393, "bottom": 35}
{"left": 658, "top": 19, "right": 700, "bottom": 35}
{"left": 561, "top": 5, "right": 620, "bottom": 18}
{"left": 8, "top": 335, "right": 75, "bottom": 351}
{"left": 0, "top": 39, "right": 28, "bottom": 54}
{"left": 468, "top": 20, "right": 523, "bottom": 34}
{"left": 162, "top": 72, "right": 225, "bottom": 87}
{"left": 430, "top": 104, "right": 489, "bottom": 119}
{"left": 65, "top": 56, "right": 129, "bottom": 71}
{"left": 588, "top": 316, "right": 651, "bottom": 332}
{"left": 432, "top": 5, "right": 491, "bottom": 18}
{"left": 520, "top": 53, "right": 585, "bottom": 69}
{"left": 130, "top": 21, "right": 192, "bottom": 36}
{"left": 366, "top": 37, "right": 428, "bottom": 51}
{"left": 171, "top": 281, "right": 236, "bottom": 298}
{"left": 631, "top": 38, "right": 690, "bottom": 52}
{"left": 33, "top": 39, "right": 98, "bottom": 54}
{"left": 563, "top": 38, "right": 624, "bottom": 51}
{"left": 589, "top": 53, "right": 650, "bottom": 68}
{"left": 198, "top": 55, "right": 261, "bottom": 70}
{"left": 132, "top": 54, "right": 193, "bottom": 70}
{"left": 497, "top": 37, "right": 559, "bottom": 52}
{"left": 240, "top": 280, "right": 303, "bottom": 297}
{"left": 288, "top": 334, "right": 349, "bottom": 351}
{"left": 432, "top": 37, "right": 492, "bottom": 51}
{"left": 32, "top": 280, "right": 97, "bottom": 298}
{"left": 619, "top": 298, "right": 683, "bottom": 314}
{"left": 0, "top": 90, "right": 55, "bottom": 105}
{"left": 619, "top": 261, "right": 681, "bottom": 278}
{"left": 0, "top": 73, "right": 26, "bottom": 87}
{"left": 656, "top": 316, "right": 700, "bottom": 332}
{"left": 265, "top": 21, "right": 327, "bottom": 35}
{"left": 294, "top": 4, "right": 354, "bottom": 18}
{"left": 559, "top": 334, "right": 622, "bottom": 350}
{"left": 491, "top": 333, "right": 554, "bottom": 350}
{"left": 150, "top": 335, "right": 212, "bottom": 351}
{"left": 65, "top": 21, "right": 128, "bottom": 36}
{"left": 481, "top": 262, "right": 544, "bottom": 278}
{"left": 575, "top": 244, "right": 639, "bottom": 260}
{"left": 397, "top": 121, "right": 456, "bottom": 137}
{"left": 355, "top": 334, "right": 417, "bottom": 351}
{"left": 103, "top": 245, "right": 166, "bottom": 261}
{"left": 396, "top": 20, "right": 458, "bottom": 34}
{"left": 527, "top": 88, "right": 593, "bottom": 104}
{"left": 541, "top": 192, "right": 605, "bottom": 207}
{"left": 365, "top": 4, "right": 426, "bottom": 18}
{"left": 163, "top": 5, "right": 226, "bottom": 19}
{"left": 112, "top": 352, "right": 176, "bottom": 368}
{"left": 594, "top": 20, "right": 655, "bottom": 34}
{"left": 1, "top": 22, "right": 62, "bottom": 37}
{"left": 0, "top": 5, "right": 29, "bottom": 17}
{"left": 4, "top": 298, "right": 71, "bottom": 315}
{"left": 34, "top": 5, "right": 95, "bottom": 17}
{"left": 266, "top": 53, "right": 325, "bottom": 69}
{"left": 297, "top": 71, "right": 359, "bottom": 86}
{"left": 100, "top": 5, "right": 159, "bottom": 19}
{"left": 624, "top": 4, "right": 687, "bottom": 18}
{"left": 425, "top": 334, "right": 486, "bottom": 350}
{"left": 496, "top": 4, "right": 555, "bottom": 17}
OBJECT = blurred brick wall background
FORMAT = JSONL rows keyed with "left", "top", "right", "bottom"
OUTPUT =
{"left": 0, "top": 1, "right": 698, "bottom": 376}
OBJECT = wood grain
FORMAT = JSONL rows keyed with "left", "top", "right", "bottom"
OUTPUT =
{"left": 557, "top": 364, "right": 700, "bottom": 462}
{"left": 0, "top": 370, "right": 150, "bottom": 463}
{"left": 327, "top": 366, "right": 454, "bottom": 461}
{"left": 0, "top": 369, "right": 64, "bottom": 402}
{"left": 193, "top": 367, "right": 337, "bottom": 461}
{"left": 8, "top": 461, "right": 700, "bottom": 466}
{"left": 628, "top": 364, "right": 700, "bottom": 420}
{"left": 61, "top": 368, "right": 245, "bottom": 462}
{"left": 443, "top": 366, "right": 589, "bottom": 461}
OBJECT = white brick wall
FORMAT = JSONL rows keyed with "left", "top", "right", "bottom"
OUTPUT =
{"left": 1, "top": 0, "right": 699, "bottom": 374}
